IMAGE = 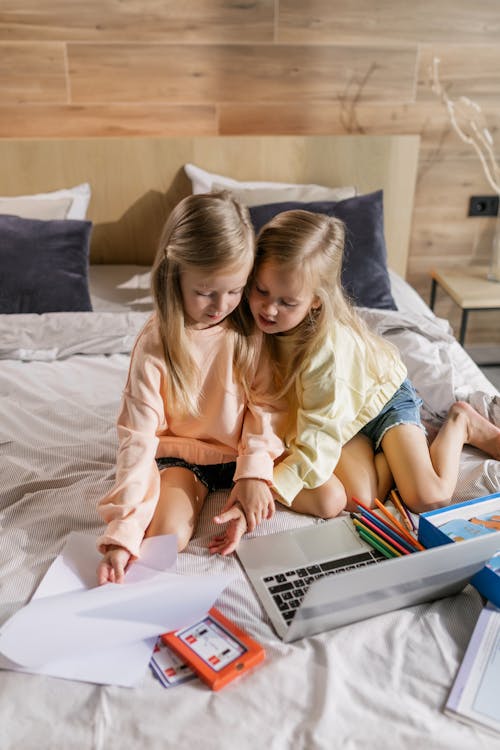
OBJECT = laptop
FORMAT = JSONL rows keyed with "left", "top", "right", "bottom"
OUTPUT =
{"left": 236, "top": 516, "right": 500, "bottom": 642}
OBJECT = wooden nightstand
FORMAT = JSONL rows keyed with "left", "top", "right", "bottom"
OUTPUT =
{"left": 429, "top": 265, "right": 500, "bottom": 356}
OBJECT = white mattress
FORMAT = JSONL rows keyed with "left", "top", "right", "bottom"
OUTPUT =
{"left": 0, "top": 266, "right": 499, "bottom": 750}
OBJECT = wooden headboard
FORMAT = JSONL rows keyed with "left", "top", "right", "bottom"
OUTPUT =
{"left": 0, "top": 135, "right": 420, "bottom": 278}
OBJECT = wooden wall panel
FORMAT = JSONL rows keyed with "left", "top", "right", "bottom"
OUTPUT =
{"left": 418, "top": 44, "right": 500, "bottom": 102}
{"left": 67, "top": 43, "right": 416, "bottom": 104}
{"left": 0, "top": 0, "right": 274, "bottom": 43}
{"left": 411, "top": 157, "right": 498, "bottom": 273}
{"left": 0, "top": 0, "right": 499, "bottom": 346}
{"left": 0, "top": 105, "right": 217, "bottom": 137}
{"left": 277, "top": 0, "right": 500, "bottom": 45}
{"left": 219, "top": 101, "right": 476, "bottom": 157}
{"left": 0, "top": 42, "right": 66, "bottom": 102}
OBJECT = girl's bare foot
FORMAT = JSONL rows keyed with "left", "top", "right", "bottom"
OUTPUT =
{"left": 449, "top": 401, "right": 500, "bottom": 459}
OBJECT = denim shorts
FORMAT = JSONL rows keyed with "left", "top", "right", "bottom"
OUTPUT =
{"left": 359, "top": 378, "right": 424, "bottom": 451}
{"left": 155, "top": 457, "right": 236, "bottom": 493}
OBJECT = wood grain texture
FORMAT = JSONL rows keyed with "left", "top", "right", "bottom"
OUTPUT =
{"left": 0, "top": 42, "right": 66, "bottom": 103}
{"left": 219, "top": 100, "right": 500, "bottom": 158}
{"left": 0, "top": 105, "right": 217, "bottom": 137}
{"left": 0, "top": 0, "right": 274, "bottom": 43}
{"left": 418, "top": 44, "right": 500, "bottom": 102}
{"left": 412, "top": 156, "right": 499, "bottom": 264}
{"left": 67, "top": 43, "right": 416, "bottom": 104}
{"left": 277, "top": 0, "right": 500, "bottom": 45}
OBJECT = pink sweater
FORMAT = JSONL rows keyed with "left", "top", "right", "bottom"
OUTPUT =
{"left": 97, "top": 315, "right": 283, "bottom": 557}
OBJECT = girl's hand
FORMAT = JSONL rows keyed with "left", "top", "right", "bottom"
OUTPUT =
{"left": 216, "top": 478, "right": 275, "bottom": 532}
{"left": 97, "top": 545, "right": 132, "bottom": 585}
{"left": 210, "top": 504, "right": 248, "bottom": 556}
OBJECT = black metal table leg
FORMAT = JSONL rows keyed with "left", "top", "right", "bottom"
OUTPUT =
{"left": 458, "top": 309, "right": 469, "bottom": 345}
{"left": 429, "top": 277, "right": 437, "bottom": 310}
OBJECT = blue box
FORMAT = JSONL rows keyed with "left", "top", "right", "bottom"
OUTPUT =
{"left": 418, "top": 492, "right": 500, "bottom": 608}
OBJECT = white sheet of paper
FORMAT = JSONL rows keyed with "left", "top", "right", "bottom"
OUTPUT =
{"left": 0, "top": 532, "right": 231, "bottom": 687}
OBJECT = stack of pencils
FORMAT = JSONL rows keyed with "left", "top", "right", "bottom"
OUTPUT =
{"left": 351, "top": 490, "right": 424, "bottom": 559}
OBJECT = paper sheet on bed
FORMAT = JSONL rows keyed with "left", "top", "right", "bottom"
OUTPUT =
{"left": 0, "top": 532, "right": 231, "bottom": 687}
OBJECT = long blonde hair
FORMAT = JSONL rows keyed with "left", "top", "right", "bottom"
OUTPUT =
{"left": 151, "top": 191, "right": 256, "bottom": 416}
{"left": 255, "top": 209, "right": 401, "bottom": 402}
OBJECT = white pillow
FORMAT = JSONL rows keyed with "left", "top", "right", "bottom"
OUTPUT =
{"left": 0, "top": 196, "right": 72, "bottom": 220}
{"left": 184, "top": 163, "right": 356, "bottom": 205}
{"left": 0, "top": 183, "right": 91, "bottom": 220}
{"left": 214, "top": 182, "right": 356, "bottom": 206}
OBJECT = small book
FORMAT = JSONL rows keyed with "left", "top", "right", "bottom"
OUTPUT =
{"left": 445, "top": 602, "right": 500, "bottom": 736}
{"left": 150, "top": 637, "right": 197, "bottom": 688}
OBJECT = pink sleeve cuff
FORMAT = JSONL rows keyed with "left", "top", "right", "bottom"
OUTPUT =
{"left": 96, "top": 519, "right": 146, "bottom": 559}
{"left": 234, "top": 452, "right": 274, "bottom": 483}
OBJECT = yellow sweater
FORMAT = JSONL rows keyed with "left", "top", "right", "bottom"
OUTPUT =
{"left": 272, "top": 321, "right": 407, "bottom": 506}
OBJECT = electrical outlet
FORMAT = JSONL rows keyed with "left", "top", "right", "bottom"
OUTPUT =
{"left": 468, "top": 195, "right": 499, "bottom": 216}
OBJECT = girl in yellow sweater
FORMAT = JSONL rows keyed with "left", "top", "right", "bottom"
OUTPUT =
{"left": 211, "top": 209, "right": 500, "bottom": 554}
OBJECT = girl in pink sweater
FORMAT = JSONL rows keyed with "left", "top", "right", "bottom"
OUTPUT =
{"left": 97, "top": 192, "right": 282, "bottom": 584}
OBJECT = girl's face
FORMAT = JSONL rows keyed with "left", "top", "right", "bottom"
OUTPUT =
{"left": 248, "top": 262, "right": 320, "bottom": 335}
{"left": 180, "top": 261, "right": 252, "bottom": 330}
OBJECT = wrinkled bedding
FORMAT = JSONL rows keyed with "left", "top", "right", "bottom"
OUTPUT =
{"left": 1, "top": 277, "right": 499, "bottom": 750}
{"left": 0, "top": 310, "right": 150, "bottom": 360}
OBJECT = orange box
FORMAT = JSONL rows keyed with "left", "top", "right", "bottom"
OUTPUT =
{"left": 161, "top": 607, "right": 265, "bottom": 691}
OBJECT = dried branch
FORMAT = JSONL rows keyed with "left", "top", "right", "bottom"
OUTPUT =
{"left": 430, "top": 57, "right": 500, "bottom": 194}
{"left": 337, "top": 63, "right": 379, "bottom": 134}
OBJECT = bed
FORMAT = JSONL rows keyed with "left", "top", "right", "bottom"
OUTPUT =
{"left": 1, "top": 135, "right": 499, "bottom": 750}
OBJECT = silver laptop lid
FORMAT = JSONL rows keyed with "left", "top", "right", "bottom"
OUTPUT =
{"left": 286, "top": 531, "right": 500, "bottom": 641}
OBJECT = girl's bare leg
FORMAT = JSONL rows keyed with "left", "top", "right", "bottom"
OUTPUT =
{"left": 374, "top": 452, "right": 394, "bottom": 503}
{"left": 289, "top": 473, "right": 347, "bottom": 518}
{"left": 381, "top": 400, "right": 500, "bottom": 513}
{"left": 333, "top": 433, "right": 393, "bottom": 511}
{"left": 145, "top": 466, "right": 209, "bottom": 550}
{"left": 451, "top": 401, "right": 500, "bottom": 459}
{"left": 288, "top": 433, "right": 394, "bottom": 517}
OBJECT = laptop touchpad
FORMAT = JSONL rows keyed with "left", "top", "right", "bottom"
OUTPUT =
{"left": 293, "top": 518, "right": 363, "bottom": 560}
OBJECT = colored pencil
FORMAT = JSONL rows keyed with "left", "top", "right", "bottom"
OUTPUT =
{"left": 350, "top": 513, "right": 411, "bottom": 555}
{"left": 398, "top": 490, "right": 417, "bottom": 532}
{"left": 390, "top": 489, "right": 415, "bottom": 532}
{"left": 352, "top": 516, "right": 402, "bottom": 557}
{"left": 355, "top": 509, "right": 417, "bottom": 553}
{"left": 355, "top": 525, "right": 399, "bottom": 559}
{"left": 353, "top": 498, "right": 419, "bottom": 552}
{"left": 373, "top": 497, "right": 426, "bottom": 551}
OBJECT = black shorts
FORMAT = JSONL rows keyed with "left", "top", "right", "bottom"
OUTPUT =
{"left": 155, "top": 457, "right": 236, "bottom": 493}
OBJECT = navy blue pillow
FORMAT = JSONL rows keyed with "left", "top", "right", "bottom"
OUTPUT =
{"left": 249, "top": 190, "right": 397, "bottom": 310}
{"left": 0, "top": 214, "right": 93, "bottom": 314}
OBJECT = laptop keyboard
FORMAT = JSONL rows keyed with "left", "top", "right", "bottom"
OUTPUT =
{"left": 263, "top": 549, "right": 385, "bottom": 625}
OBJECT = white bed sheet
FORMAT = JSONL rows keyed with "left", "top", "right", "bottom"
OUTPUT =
{"left": 1, "top": 268, "right": 499, "bottom": 750}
